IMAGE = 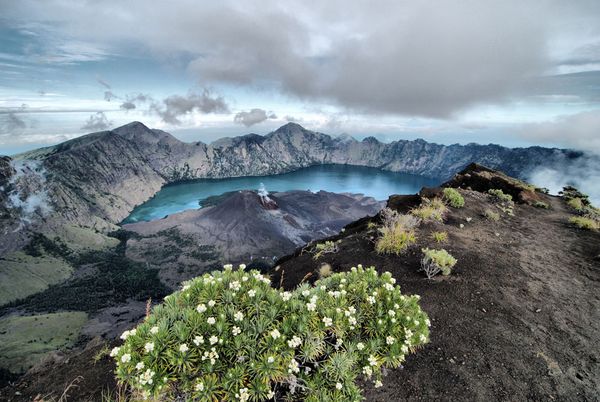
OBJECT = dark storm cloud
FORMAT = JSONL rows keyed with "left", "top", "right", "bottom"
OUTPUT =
{"left": 81, "top": 111, "right": 111, "bottom": 131}
{"left": 4, "top": 0, "right": 600, "bottom": 121}
{"left": 150, "top": 90, "right": 229, "bottom": 125}
{"left": 234, "top": 109, "right": 277, "bottom": 127}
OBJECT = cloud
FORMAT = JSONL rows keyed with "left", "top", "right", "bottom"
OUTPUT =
{"left": 150, "top": 90, "right": 229, "bottom": 125}
{"left": 527, "top": 153, "right": 600, "bottom": 205}
{"left": 81, "top": 111, "right": 112, "bottom": 131}
{"left": 234, "top": 108, "right": 277, "bottom": 127}
{"left": 8, "top": 0, "right": 599, "bottom": 118}
{"left": 97, "top": 77, "right": 111, "bottom": 89}
{"left": 0, "top": 112, "right": 27, "bottom": 133}
{"left": 120, "top": 93, "right": 151, "bottom": 111}
{"left": 519, "top": 109, "right": 600, "bottom": 153}
{"left": 104, "top": 90, "right": 117, "bottom": 101}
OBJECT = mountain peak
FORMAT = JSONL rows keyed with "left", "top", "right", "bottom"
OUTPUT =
{"left": 273, "top": 122, "right": 308, "bottom": 134}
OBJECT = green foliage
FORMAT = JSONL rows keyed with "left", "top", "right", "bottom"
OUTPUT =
{"left": 442, "top": 188, "right": 465, "bottom": 208}
{"left": 113, "top": 265, "right": 430, "bottom": 401}
{"left": 410, "top": 198, "right": 448, "bottom": 222}
{"left": 487, "top": 189, "right": 513, "bottom": 202}
{"left": 313, "top": 241, "right": 340, "bottom": 260}
{"left": 533, "top": 201, "right": 549, "bottom": 209}
{"left": 569, "top": 216, "right": 599, "bottom": 231}
{"left": 567, "top": 197, "right": 584, "bottom": 212}
{"left": 483, "top": 209, "right": 500, "bottom": 222}
{"left": 375, "top": 225, "right": 416, "bottom": 255}
{"left": 431, "top": 231, "right": 448, "bottom": 243}
{"left": 421, "top": 248, "right": 457, "bottom": 279}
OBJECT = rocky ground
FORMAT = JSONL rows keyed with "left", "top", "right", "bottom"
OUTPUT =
{"left": 1, "top": 166, "right": 599, "bottom": 401}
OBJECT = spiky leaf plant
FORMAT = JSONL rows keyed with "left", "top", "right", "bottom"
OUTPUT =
{"left": 112, "top": 265, "right": 430, "bottom": 401}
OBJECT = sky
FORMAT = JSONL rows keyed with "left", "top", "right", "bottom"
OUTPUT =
{"left": 1, "top": 0, "right": 600, "bottom": 155}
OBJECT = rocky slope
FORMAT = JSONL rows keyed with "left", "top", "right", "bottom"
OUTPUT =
{"left": 1, "top": 121, "right": 592, "bottom": 234}
{"left": 2, "top": 165, "right": 598, "bottom": 401}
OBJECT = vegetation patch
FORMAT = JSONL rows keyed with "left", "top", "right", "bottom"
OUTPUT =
{"left": 487, "top": 189, "right": 513, "bottom": 203}
{"left": 0, "top": 312, "right": 87, "bottom": 374}
{"left": 420, "top": 248, "right": 457, "bottom": 279}
{"left": 533, "top": 201, "right": 549, "bottom": 209}
{"left": 112, "top": 265, "right": 430, "bottom": 401}
{"left": 483, "top": 209, "right": 500, "bottom": 222}
{"left": 410, "top": 198, "right": 448, "bottom": 222}
{"left": 442, "top": 188, "right": 465, "bottom": 208}
{"left": 375, "top": 208, "right": 418, "bottom": 255}
{"left": 569, "top": 216, "right": 599, "bottom": 231}
{"left": 0, "top": 251, "right": 73, "bottom": 306}
{"left": 313, "top": 240, "right": 340, "bottom": 260}
{"left": 566, "top": 197, "right": 584, "bottom": 212}
{"left": 431, "top": 231, "right": 448, "bottom": 243}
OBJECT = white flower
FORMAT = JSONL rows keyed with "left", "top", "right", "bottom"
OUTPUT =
{"left": 270, "top": 329, "right": 281, "bottom": 339}
{"left": 239, "top": 264, "right": 246, "bottom": 269}
{"left": 336, "top": 382, "right": 343, "bottom": 390}
{"left": 320, "top": 285, "right": 327, "bottom": 291}
{"left": 390, "top": 277, "right": 396, "bottom": 284}
{"left": 386, "top": 336, "right": 395, "bottom": 345}
{"left": 287, "top": 336, "right": 302, "bottom": 348}
{"left": 234, "top": 311, "right": 244, "bottom": 322}
{"left": 150, "top": 326, "right": 159, "bottom": 334}
{"left": 280, "top": 291, "right": 292, "bottom": 301}
{"left": 388, "top": 310, "right": 396, "bottom": 317}
{"left": 302, "top": 290, "right": 311, "bottom": 297}
{"left": 267, "top": 390, "right": 275, "bottom": 399}
{"left": 267, "top": 356, "right": 275, "bottom": 363}
{"left": 135, "top": 362, "right": 145, "bottom": 370}
{"left": 368, "top": 355, "right": 377, "bottom": 366}
{"left": 322, "top": 317, "right": 333, "bottom": 327}
{"left": 195, "top": 382, "right": 204, "bottom": 391}
{"left": 384, "top": 283, "right": 394, "bottom": 291}
{"left": 362, "top": 365, "right": 372, "bottom": 377}
{"left": 179, "top": 343, "right": 189, "bottom": 353}
{"left": 207, "top": 317, "right": 216, "bottom": 325}
{"left": 223, "top": 264, "right": 233, "bottom": 270}
{"left": 348, "top": 316, "right": 357, "bottom": 326}
{"left": 208, "top": 300, "right": 216, "bottom": 307}
{"left": 356, "top": 342, "right": 365, "bottom": 351}
{"left": 306, "top": 302, "right": 316, "bottom": 311}
{"left": 460, "top": 223, "right": 465, "bottom": 228}
{"left": 193, "top": 336, "right": 204, "bottom": 345}
{"left": 144, "top": 342, "right": 154, "bottom": 353}
{"left": 232, "top": 326, "right": 241, "bottom": 336}
{"left": 109, "top": 347, "right": 120, "bottom": 357}
{"left": 120, "top": 329, "right": 136, "bottom": 340}
{"left": 209, "top": 335, "right": 219, "bottom": 345}
{"left": 248, "top": 289, "right": 256, "bottom": 297}
{"left": 425, "top": 318, "right": 431, "bottom": 327}
{"left": 242, "top": 275, "right": 249, "bottom": 282}
{"left": 237, "top": 387, "right": 250, "bottom": 402}
{"left": 367, "top": 296, "right": 376, "bottom": 305}
{"left": 120, "top": 353, "right": 131, "bottom": 363}
{"left": 401, "top": 345, "right": 409, "bottom": 353}
{"left": 419, "top": 334, "right": 427, "bottom": 343}
{"left": 288, "top": 358, "right": 300, "bottom": 373}
{"left": 196, "top": 304, "right": 207, "bottom": 313}
{"left": 229, "top": 281, "right": 241, "bottom": 291}
{"left": 374, "top": 380, "right": 383, "bottom": 388}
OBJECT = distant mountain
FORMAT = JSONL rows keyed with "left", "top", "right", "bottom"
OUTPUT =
{"left": 0, "top": 121, "right": 593, "bottom": 242}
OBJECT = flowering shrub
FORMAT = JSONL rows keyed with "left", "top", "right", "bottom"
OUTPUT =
{"left": 421, "top": 248, "right": 457, "bottom": 279}
{"left": 442, "top": 188, "right": 465, "bottom": 208}
{"left": 112, "top": 264, "right": 430, "bottom": 401}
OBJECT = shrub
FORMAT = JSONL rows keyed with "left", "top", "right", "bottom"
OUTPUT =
{"left": 112, "top": 265, "right": 430, "bottom": 401}
{"left": 318, "top": 263, "right": 333, "bottom": 278}
{"left": 569, "top": 216, "right": 599, "bottom": 231}
{"left": 442, "top": 188, "right": 464, "bottom": 208}
{"left": 533, "top": 201, "right": 549, "bottom": 209}
{"left": 483, "top": 209, "right": 500, "bottom": 221}
{"left": 567, "top": 197, "right": 584, "bottom": 212}
{"left": 375, "top": 225, "right": 417, "bottom": 255}
{"left": 379, "top": 208, "right": 419, "bottom": 230}
{"left": 313, "top": 241, "right": 339, "bottom": 260}
{"left": 487, "top": 189, "right": 512, "bottom": 202}
{"left": 431, "top": 231, "right": 448, "bottom": 243}
{"left": 420, "top": 248, "right": 457, "bottom": 279}
{"left": 410, "top": 198, "right": 448, "bottom": 222}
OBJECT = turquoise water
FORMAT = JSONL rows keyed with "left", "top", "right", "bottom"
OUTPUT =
{"left": 123, "top": 165, "right": 441, "bottom": 223}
